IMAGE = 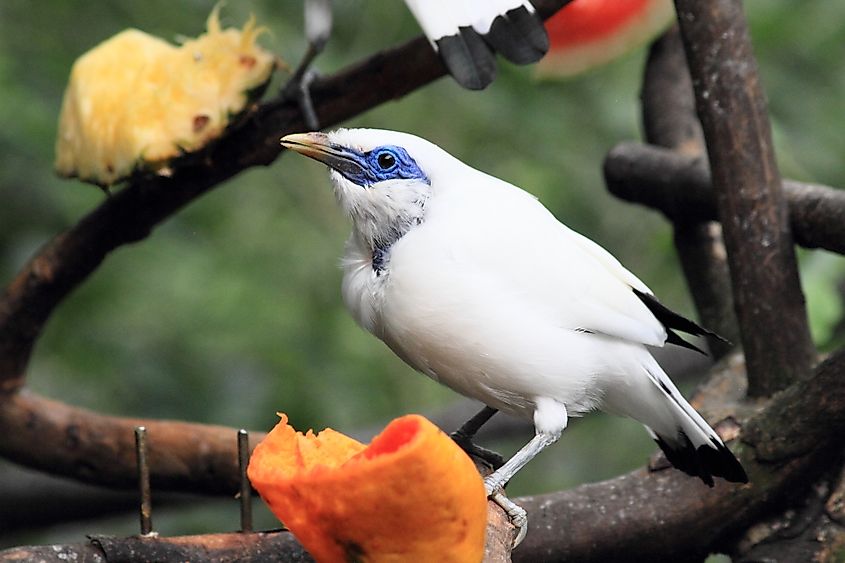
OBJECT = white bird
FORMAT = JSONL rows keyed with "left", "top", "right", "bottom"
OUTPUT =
{"left": 280, "top": 128, "right": 748, "bottom": 541}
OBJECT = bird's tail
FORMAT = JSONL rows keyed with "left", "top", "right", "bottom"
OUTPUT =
{"left": 608, "top": 354, "right": 748, "bottom": 487}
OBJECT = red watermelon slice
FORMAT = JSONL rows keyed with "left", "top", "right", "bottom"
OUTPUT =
{"left": 537, "top": 0, "right": 675, "bottom": 78}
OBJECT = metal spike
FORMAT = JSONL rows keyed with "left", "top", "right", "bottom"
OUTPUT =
{"left": 238, "top": 429, "right": 253, "bottom": 532}
{"left": 135, "top": 426, "right": 153, "bottom": 535}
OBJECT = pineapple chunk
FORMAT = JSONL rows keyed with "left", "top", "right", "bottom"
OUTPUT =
{"left": 55, "top": 7, "right": 278, "bottom": 186}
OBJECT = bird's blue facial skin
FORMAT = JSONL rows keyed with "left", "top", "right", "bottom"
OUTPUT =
{"left": 339, "top": 145, "right": 429, "bottom": 187}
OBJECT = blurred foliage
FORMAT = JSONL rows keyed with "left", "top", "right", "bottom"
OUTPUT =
{"left": 0, "top": 0, "right": 843, "bottom": 547}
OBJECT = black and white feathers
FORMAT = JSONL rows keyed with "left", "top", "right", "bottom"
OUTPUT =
{"left": 404, "top": 0, "right": 549, "bottom": 90}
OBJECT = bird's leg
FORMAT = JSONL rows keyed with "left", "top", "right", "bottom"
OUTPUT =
{"left": 484, "top": 430, "right": 560, "bottom": 493}
{"left": 484, "top": 430, "right": 560, "bottom": 547}
{"left": 450, "top": 406, "right": 505, "bottom": 469}
{"left": 453, "top": 405, "right": 498, "bottom": 440}
{"left": 484, "top": 397, "right": 566, "bottom": 548}
{"left": 281, "top": 0, "right": 332, "bottom": 130}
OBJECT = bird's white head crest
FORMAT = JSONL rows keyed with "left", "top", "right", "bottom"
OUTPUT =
{"left": 282, "top": 128, "right": 456, "bottom": 252}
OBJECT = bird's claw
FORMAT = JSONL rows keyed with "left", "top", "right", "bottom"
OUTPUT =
{"left": 488, "top": 488, "right": 528, "bottom": 547}
{"left": 281, "top": 68, "right": 321, "bottom": 131}
{"left": 451, "top": 431, "right": 505, "bottom": 469}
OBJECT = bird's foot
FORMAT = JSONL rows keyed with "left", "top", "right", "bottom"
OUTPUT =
{"left": 280, "top": 0, "right": 331, "bottom": 130}
{"left": 281, "top": 67, "right": 321, "bottom": 130}
{"left": 486, "top": 485, "right": 528, "bottom": 548}
{"left": 450, "top": 431, "right": 505, "bottom": 470}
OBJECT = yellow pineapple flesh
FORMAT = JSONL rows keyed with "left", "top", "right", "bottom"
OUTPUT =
{"left": 55, "top": 7, "right": 278, "bottom": 186}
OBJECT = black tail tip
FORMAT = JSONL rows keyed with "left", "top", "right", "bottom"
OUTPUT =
{"left": 655, "top": 433, "right": 748, "bottom": 487}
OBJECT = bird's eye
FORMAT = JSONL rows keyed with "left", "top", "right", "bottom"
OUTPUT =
{"left": 376, "top": 152, "right": 396, "bottom": 170}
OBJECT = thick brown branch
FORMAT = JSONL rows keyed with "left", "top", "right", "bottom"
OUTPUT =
{"left": 639, "top": 26, "right": 737, "bottom": 354}
{"left": 0, "top": 1, "right": 573, "bottom": 389}
{"left": 641, "top": 27, "right": 705, "bottom": 154}
{"left": 605, "top": 142, "right": 845, "bottom": 256}
{"left": 0, "top": 531, "right": 310, "bottom": 563}
{"left": 673, "top": 0, "right": 814, "bottom": 396}
{"left": 0, "top": 514, "right": 518, "bottom": 563}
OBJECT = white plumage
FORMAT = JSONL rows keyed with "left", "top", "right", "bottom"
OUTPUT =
{"left": 281, "top": 128, "right": 747, "bottom": 540}
{"left": 405, "top": 0, "right": 537, "bottom": 39}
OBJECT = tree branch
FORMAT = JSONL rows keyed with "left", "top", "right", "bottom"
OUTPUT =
{"left": 0, "top": 390, "right": 264, "bottom": 493}
{"left": 673, "top": 0, "right": 815, "bottom": 396}
{"left": 0, "top": 515, "right": 519, "bottom": 563}
{"left": 512, "top": 349, "right": 845, "bottom": 562}
{"left": 0, "top": 532, "right": 310, "bottom": 563}
{"left": 604, "top": 142, "right": 845, "bottom": 256}
{"left": 641, "top": 27, "right": 705, "bottom": 154}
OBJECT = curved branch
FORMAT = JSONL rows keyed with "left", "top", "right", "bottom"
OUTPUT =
{"left": 0, "top": 390, "right": 264, "bottom": 493}
{"left": 641, "top": 26, "right": 705, "bottom": 154}
{"left": 0, "top": 513, "right": 518, "bottom": 563}
{"left": 0, "top": 0, "right": 574, "bottom": 389}
{"left": 604, "top": 142, "right": 845, "bottom": 255}
{"left": 0, "top": 532, "right": 308, "bottom": 562}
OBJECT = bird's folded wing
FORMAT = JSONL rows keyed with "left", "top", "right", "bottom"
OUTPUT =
{"left": 435, "top": 186, "right": 669, "bottom": 348}
{"left": 561, "top": 229, "right": 669, "bottom": 347}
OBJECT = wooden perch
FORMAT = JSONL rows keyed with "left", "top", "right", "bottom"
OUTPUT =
{"left": 0, "top": 519, "right": 512, "bottom": 563}
{"left": 0, "top": 391, "right": 266, "bottom": 493}
{"left": 514, "top": 349, "right": 845, "bottom": 561}
{"left": 604, "top": 143, "right": 845, "bottom": 256}
{"left": 674, "top": 0, "right": 815, "bottom": 396}
{"left": 0, "top": 532, "right": 310, "bottom": 563}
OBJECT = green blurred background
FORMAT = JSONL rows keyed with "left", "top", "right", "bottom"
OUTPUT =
{"left": 0, "top": 0, "right": 843, "bottom": 551}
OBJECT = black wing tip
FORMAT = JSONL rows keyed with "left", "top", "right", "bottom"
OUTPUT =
{"left": 633, "top": 288, "right": 732, "bottom": 352}
{"left": 665, "top": 329, "right": 708, "bottom": 355}
{"left": 436, "top": 28, "right": 496, "bottom": 90}
{"left": 484, "top": 6, "right": 549, "bottom": 65}
{"left": 655, "top": 432, "right": 749, "bottom": 487}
